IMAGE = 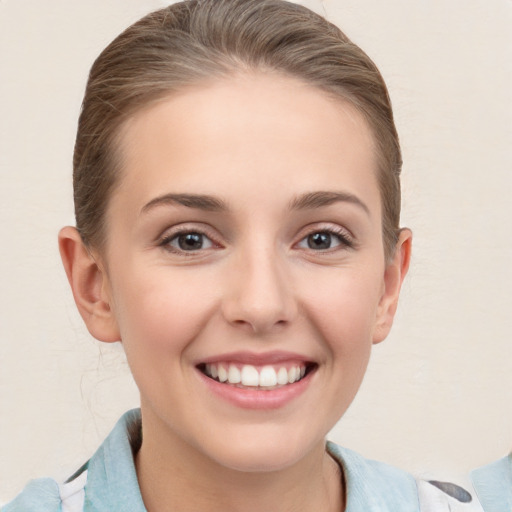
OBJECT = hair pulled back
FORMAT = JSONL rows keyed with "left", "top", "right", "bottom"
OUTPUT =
{"left": 74, "top": 0, "right": 402, "bottom": 258}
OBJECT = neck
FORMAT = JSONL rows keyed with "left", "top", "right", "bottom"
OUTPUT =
{"left": 135, "top": 410, "right": 344, "bottom": 512}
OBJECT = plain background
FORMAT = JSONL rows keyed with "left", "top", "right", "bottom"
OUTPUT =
{"left": 1, "top": 0, "right": 511, "bottom": 501}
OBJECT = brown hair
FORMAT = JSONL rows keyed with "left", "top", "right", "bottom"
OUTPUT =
{"left": 74, "top": 0, "right": 402, "bottom": 258}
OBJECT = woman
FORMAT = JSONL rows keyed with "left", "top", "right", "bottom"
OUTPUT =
{"left": 2, "top": 1, "right": 495, "bottom": 510}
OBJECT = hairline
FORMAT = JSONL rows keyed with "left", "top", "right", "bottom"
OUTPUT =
{"left": 82, "top": 68, "right": 395, "bottom": 260}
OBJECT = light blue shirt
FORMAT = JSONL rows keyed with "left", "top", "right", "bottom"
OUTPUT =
{"left": 471, "top": 453, "right": 512, "bottom": 512}
{"left": 4, "top": 409, "right": 497, "bottom": 511}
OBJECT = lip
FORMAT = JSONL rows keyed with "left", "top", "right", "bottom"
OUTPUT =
{"left": 197, "top": 350, "right": 312, "bottom": 366}
{"left": 195, "top": 351, "right": 317, "bottom": 410}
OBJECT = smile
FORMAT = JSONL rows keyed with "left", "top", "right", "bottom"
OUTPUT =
{"left": 199, "top": 362, "right": 313, "bottom": 389}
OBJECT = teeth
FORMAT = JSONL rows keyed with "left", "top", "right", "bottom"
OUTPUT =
{"left": 259, "top": 366, "right": 277, "bottom": 387}
{"left": 276, "top": 367, "right": 289, "bottom": 385}
{"left": 218, "top": 365, "right": 228, "bottom": 382}
{"left": 288, "top": 366, "right": 298, "bottom": 383}
{"left": 228, "top": 365, "right": 241, "bottom": 384}
{"left": 203, "top": 363, "right": 308, "bottom": 388}
{"left": 241, "top": 365, "right": 259, "bottom": 386}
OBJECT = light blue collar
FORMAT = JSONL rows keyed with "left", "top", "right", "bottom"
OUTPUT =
{"left": 327, "top": 441, "right": 420, "bottom": 511}
{"left": 82, "top": 409, "right": 419, "bottom": 511}
{"left": 84, "top": 409, "right": 146, "bottom": 511}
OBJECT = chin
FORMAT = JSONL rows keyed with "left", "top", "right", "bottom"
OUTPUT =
{"left": 202, "top": 428, "right": 320, "bottom": 474}
{"left": 216, "top": 450, "right": 303, "bottom": 473}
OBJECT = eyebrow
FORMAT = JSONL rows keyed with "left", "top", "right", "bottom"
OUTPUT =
{"left": 141, "top": 193, "right": 229, "bottom": 214}
{"left": 289, "top": 191, "right": 370, "bottom": 215}
{"left": 140, "top": 190, "right": 369, "bottom": 216}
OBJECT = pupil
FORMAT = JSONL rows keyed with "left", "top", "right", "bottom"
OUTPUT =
{"left": 308, "top": 232, "right": 331, "bottom": 249}
{"left": 178, "top": 233, "right": 203, "bottom": 250}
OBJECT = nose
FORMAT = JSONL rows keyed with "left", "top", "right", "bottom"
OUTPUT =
{"left": 221, "top": 245, "right": 297, "bottom": 334}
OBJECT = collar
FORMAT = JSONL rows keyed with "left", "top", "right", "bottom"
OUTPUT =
{"left": 83, "top": 409, "right": 146, "bottom": 511}
{"left": 83, "top": 409, "right": 419, "bottom": 511}
{"left": 327, "top": 441, "right": 420, "bottom": 511}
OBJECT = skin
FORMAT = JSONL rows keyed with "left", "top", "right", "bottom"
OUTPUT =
{"left": 59, "top": 72, "right": 411, "bottom": 512}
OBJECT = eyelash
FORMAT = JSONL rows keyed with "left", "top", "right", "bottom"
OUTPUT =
{"left": 295, "top": 226, "right": 354, "bottom": 252}
{"left": 158, "top": 225, "right": 354, "bottom": 255}
{"left": 158, "top": 226, "right": 222, "bottom": 255}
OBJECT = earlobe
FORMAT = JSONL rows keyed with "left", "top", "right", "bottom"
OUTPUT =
{"left": 58, "top": 226, "right": 120, "bottom": 343}
{"left": 372, "top": 228, "right": 412, "bottom": 344}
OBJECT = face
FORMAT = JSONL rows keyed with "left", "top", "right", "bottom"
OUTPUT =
{"left": 87, "top": 73, "right": 408, "bottom": 473}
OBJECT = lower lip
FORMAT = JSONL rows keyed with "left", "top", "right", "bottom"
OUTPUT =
{"left": 197, "top": 369, "right": 314, "bottom": 410}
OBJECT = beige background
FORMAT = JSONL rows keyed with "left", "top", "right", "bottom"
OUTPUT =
{"left": 1, "top": 0, "right": 511, "bottom": 501}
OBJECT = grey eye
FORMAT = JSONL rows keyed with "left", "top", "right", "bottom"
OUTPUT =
{"left": 297, "top": 231, "right": 344, "bottom": 251}
{"left": 170, "top": 232, "right": 213, "bottom": 251}
{"left": 307, "top": 232, "right": 334, "bottom": 250}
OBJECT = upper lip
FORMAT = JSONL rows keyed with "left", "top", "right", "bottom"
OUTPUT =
{"left": 196, "top": 350, "right": 314, "bottom": 366}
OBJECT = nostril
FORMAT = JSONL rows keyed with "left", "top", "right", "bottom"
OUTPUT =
{"left": 227, "top": 316, "right": 290, "bottom": 334}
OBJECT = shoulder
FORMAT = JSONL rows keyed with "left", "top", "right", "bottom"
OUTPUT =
{"left": 2, "top": 478, "right": 62, "bottom": 512}
{"left": 471, "top": 453, "right": 512, "bottom": 512}
{"left": 327, "top": 441, "right": 420, "bottom": 511}
{"left": 2, "top": 409, "right": 143, "bottom": 512}
{"left": 2, "top": 468, "right": 88, "bottom": 512}
{"left": 327, "top": 441, "right": 487, "bottom": 512}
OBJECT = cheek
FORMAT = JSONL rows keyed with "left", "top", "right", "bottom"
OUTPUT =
{"left": 299, "top": 266, "right": 384, "bottom": 355}
{"left": 111, "top": 268, "right": 219, "bottom": 357}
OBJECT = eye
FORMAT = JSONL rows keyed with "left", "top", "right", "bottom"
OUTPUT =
{"left": 162, "top": 231, "right": 215, "bottom": 252}
{"left": 296, "top": 229, "right": 353, "bottom": 251}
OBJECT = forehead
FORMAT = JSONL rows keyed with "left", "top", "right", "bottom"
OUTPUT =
{"left": 113, "top": 72, "right": 380, "bottom": 214}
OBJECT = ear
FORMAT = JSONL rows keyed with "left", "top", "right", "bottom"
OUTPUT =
{"left": 372, "top": 228, "right": 412, "bottom": 344}
{"left": 58, "top": 226, "right": 120, "bottom": 343}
